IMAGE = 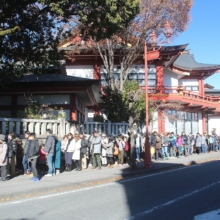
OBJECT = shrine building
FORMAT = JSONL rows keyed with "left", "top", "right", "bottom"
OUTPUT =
{"left": 0, "top": 38, "right": 220, "bottom": 135}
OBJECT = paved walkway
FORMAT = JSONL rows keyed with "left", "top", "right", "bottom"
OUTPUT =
{"left": 1, "top": 152, "right": 220, "bottom": 201}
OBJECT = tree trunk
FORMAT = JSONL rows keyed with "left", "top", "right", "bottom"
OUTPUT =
{"left": 129, "top": 102, "right": 136, "bottom": 169}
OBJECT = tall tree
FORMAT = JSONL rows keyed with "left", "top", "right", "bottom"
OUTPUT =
{"left": 0, "top": 0, "right": 139, "bottom": 83}
{"left": 91, "top": 0, "right": 193, "bottom": 90}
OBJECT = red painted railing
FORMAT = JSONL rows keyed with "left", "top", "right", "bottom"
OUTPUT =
{"left": 141, "top": 86, "right": 220, "bottom": 103}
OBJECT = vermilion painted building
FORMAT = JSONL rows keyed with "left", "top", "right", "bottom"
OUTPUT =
{"left": 1, "top": 40, "right": 220, "bottom": 136}
{"left": 62, "top": 42, "right": 220, "bottom": 135}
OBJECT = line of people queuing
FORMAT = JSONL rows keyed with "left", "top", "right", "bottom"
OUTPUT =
{"left": 0, "top": 130, "right": 62, "bottom": 182}
{"left": 148, "top": 131, "right": 220, "bottom": 160}
{"left": 1, "top": 129, "right": 220, "bottom": 182}
{"left": 0, "top": 130, "right": 130, "bottom": 182}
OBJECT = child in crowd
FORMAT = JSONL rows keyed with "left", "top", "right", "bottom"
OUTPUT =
{"left": 38, "top": 144, "right": 47, "bottom": 175}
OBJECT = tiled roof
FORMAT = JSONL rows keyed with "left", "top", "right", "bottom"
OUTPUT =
{"left": 205, "top": 88, "right": 220, "bottom": 93}
{"left": 174, "top": 52, "right": 220, "bottom": 71}
{"left": 19, "top": 74, "right": 95, "bottom": 83}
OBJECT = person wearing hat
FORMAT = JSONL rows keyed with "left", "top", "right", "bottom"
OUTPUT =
{"left": 0, "top": 134, "right": 8, "bottom": 181}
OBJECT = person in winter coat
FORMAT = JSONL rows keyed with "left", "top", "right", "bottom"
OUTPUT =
{"left": 22, "top": 131, "right": 32, "bottom": 175}
{"left": 161, "top": 133, "right": 169, "bottom": 159}
{"left": 150, "top": 131, "right": 157, "bottom": 158}
{"left": 89, "top": 130, "right": 102, "bottom": 170}
{"left": 64, "top": 133, "right": 74, "bottom": 171}
{"left": 72, "top": 132, "right": 82, "bottom": 171}
{"left": 181, "top": 132, "right": 189, "bottom": 156}
{"left": 27, "top": 133, "right": 40, "bottom": 182}
{"left": 134, "top": 133, "right": 142, "bottom": 161}
{"left": 195, "top": 133, "right": 202, "bottom": 154}
{"left": 104, "top": 137, "right": 114, "bottom": 168}
{"left": 101, "top": 133, "right": 108, "bottom": 166}
{"left": 61, "top": 135, "right": 68, "bottom": 171}
{"left": 176, "top": 135, "right": 183, "bottom": 157}
{"left": 209, "top": 134, "right": 214, "bottom": 152}
{"left": 54, "top": 136, "right": 61, "bottom": 174}
{"left": 155, "top": 134, "right": 164, "bottom": 160}
{"left": 170, "top": 133, "right": 177, "bottom": 158}
{"left": 188, "top": 133, "right": 195, "bottom": 155}
{"left": 79, "top": 132, "right": 88, "bottom": 170}
{"left": 7, "top": 132, "right": 17, "bottom": 176}
{"left": 38, "top": 144, "right": 47, "bottom": 175}
{"left": 44, "top": 129, "right": 55, "bottom": 176}
{"left": 201, "top": 133, "right": 207, "bottom": 153}
{"left": 123, "top": 136, "right": 130, "bottom": 163}
{"left": 0, "top": 134, "right": 8, "bottom": 181}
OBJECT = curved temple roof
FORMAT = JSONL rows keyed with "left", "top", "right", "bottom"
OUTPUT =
{"left": 173, "top": 52, "right": 220, "bottom": 71}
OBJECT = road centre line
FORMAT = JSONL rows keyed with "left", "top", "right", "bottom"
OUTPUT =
{"left": 0, "top": 165, "right": 194, "bottom": 206}
{"left": 127, "top": 180, "right": 220, "bottom": 220}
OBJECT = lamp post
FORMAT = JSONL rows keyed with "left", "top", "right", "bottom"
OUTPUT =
{"left": 144, "top": 21, "right": 173, "bottom": 168}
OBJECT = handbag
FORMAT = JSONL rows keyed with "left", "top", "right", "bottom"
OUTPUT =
{"left": 113, "top": 145, "right": 119, "bottom": 156}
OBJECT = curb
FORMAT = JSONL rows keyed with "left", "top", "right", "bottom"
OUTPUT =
{"left": 1, "top": 156, "right": 220, "bottom": 203}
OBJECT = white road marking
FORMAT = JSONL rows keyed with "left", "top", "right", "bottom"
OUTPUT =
{"left": 194, "top": 209, "right": 220, "bottom": 220}
{"left": 0, "top": 165, "right": 193, "bottom": 206}
{"left": 127, "top": 181, "right": 220, "bottom": 220}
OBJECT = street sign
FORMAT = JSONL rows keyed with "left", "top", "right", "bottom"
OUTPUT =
{"left": 147, "top": 51, "right": 160, "bottom": 61}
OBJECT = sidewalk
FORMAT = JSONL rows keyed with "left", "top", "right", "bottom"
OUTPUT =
{"left": 1, "top": 152, "right": 220, "bottom": 202}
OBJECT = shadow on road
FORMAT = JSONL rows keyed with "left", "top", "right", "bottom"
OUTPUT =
{"left": 115, "top": 158, "right": 220, "bottom": 219}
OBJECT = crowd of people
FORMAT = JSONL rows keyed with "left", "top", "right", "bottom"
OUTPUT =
{"left": 148, "top": 131, "right": 220, "bottom": 160}
{"left": 0, "top": 130, "right": 130, "bottom": 182}
{"left": 0, "top": 128, "right": 220, "bottom": 182}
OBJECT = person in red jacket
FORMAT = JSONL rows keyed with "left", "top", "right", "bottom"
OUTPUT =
{"left": 38, "top": 144, "right": 47, "bottom": 175}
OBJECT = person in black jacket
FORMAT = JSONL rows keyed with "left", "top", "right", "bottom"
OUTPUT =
{"left": 26, "top": 133, "right": 40, "bottom": 182}
{"left": 150, "top": 131, "right": 157, "bottom": 159}
{"left": 79, "top": 132, "right": 88, "bottom": 170}
{"left": 7, "top": 132, "right": 17, "bottom": 176}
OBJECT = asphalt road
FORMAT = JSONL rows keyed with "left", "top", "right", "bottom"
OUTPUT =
{"left": 1, "top": 160, "right": 220, "bottom": 220}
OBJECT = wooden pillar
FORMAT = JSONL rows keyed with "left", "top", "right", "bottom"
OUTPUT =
{"left": 198, "top": 78, "right": 205, "bottom": 95}
{"left": 202, "top": 112, "right": 206, "bottom": 134}
{"left": 70, "top": 94, "right": 76, "bottom": 121}
{"left": 201, "top": 79, "right": 204, "bottom": 95}
{"left": 158, "top": 111, "right": 165, "bottom": 133}
{"left": 156, "top": 61, "right": 164, "bottom": 94}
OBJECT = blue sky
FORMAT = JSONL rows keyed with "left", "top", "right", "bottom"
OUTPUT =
{"left": 170, "top": 0, "right": 220, "bottom": 89}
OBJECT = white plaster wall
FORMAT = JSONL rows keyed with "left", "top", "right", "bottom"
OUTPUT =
{"left": 198, "top": 113, "right": 203, "bottom": 134}
{"left": 164, "top": 115, "right": 176, "bottom": 133}
{"left": 164, "top": 69, "right": 178, "bottom": 93}
{"left": 185, "top": 121, "right": 191, "bottom": 135}
{"left": 208, "top": 116, "right": 220, "bottom": 135}
{"left": 179, "top": 79, "right": 199, "bottom": 86}
{"left": 66, "top": 65, "right": 94, "bottom": 79}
